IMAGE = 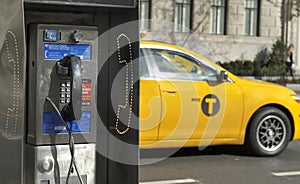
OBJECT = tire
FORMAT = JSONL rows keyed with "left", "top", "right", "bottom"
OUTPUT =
{"left": 247, "top": 107, "right": 292, "bottom": 157}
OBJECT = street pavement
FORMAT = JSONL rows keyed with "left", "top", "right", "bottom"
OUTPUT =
{"left": 140, "top": 140, "right": 300, "bottom": 184}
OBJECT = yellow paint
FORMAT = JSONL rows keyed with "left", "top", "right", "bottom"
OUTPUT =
{"left": 139, "top": 41, "right": 300, "bottom": 149}
{"left": 205, "top": 98, "right": 216, "bottom": 114}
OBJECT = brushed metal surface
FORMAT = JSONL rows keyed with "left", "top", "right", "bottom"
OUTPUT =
{"left": 26, "top": 144, "right": 96, "bottom": 184}
{"left": 0, "top": 0, "right": 25, "bottom": 184}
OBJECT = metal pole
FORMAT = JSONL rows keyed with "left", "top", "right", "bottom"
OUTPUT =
{"left": 286, "top": 0, "right": 291, "bottom": 46}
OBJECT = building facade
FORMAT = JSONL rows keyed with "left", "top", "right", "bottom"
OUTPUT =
{"left": 140, "top": 0, "right": 300, "bottom": 71}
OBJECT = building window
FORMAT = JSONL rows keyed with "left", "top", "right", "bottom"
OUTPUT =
{"left": 140, "top": 0, "right": 151, "bottom": 31}
{"left": 174, "top": 0, "right": 192, "bottom": 32}
{"left": 210, "top": 0, "right": 226, "bottom": 35}
{"left": 245, "top": 0, "right": 259, "bottom": 36}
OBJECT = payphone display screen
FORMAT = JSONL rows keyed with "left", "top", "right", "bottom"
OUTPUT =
{"left": 44, "top": 43, "right": 92, "bottom": 61}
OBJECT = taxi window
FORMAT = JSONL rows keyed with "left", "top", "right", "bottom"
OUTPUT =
{"left": 150, "top": 49, "right": 220, "bottom": 82}
{"left": 139, "top": 50, "right": 150, "bottom": 78}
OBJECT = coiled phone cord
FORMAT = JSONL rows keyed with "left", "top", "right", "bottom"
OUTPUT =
{"left": 46, "top": 97, "right": 84, "bottom": 184}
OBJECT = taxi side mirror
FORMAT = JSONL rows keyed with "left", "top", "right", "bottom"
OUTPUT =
{"left": 220, "top": 70, "right": 228, "bottom": 81}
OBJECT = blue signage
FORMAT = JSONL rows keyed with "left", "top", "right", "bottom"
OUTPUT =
{"left": 44, "top": 29, "right": 58, "bottom": 41}
{"left": 43, "top": 111, "right": 91, "bottom": 134}
{"left": 44, "top": 43, "right": 92, "bottom": 61}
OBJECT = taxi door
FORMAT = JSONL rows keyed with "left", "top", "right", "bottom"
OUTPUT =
{"left": 139, "top": 49, "right": 162, "bottom": 143}
{"left": 147, "top": 48, "right": 244, "bottom": 144}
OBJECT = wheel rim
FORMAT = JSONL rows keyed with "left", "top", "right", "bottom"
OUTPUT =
{"left": 256, "top": 115, "right": 287, "bottom": 152}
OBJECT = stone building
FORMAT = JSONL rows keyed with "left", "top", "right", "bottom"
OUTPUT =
{"left": 139, "top": 0, "right": 300, "bottom": 72}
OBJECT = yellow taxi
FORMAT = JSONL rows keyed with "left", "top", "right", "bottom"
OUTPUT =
{"left": 139, "top": 41, "right": 300, "bottom": 156}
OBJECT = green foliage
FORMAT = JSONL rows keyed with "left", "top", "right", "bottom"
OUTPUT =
{"left": 253, "top": 60, "right": 265, "bottom": 76}
{"left": 241, "top": 60, "right": 255, "bottom": 76}
{"left": 267, "top": 39, "right": 287, "bottom": 75}
{"left": 269, "top": 39, "right": 286, "bottom": 65}
{"left": 219, "top": 60, "right": 264, "bottom": 76}
{"left": 219, "top": 39, "right": 287, "bottom": 76}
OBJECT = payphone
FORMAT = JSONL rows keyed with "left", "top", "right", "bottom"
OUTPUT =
{"left": 26, "top": 24, "right": 98, "bottom": 184}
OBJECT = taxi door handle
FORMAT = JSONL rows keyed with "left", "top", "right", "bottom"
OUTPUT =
{"left": 162, "top": 90, "right": 177, "bottom": 94}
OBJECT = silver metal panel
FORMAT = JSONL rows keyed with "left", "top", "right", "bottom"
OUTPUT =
{"left": 26, "top": 144, "right": 96, "bottom": 184}
{"left": 0, "top": 0, "right": 25, "bottom": 183}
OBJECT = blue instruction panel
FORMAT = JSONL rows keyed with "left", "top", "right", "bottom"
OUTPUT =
{"left": 44, "top": 43, "right": 92, "bottom": 61}
{"left": 43, "top": 111, "right": 91, "bottom": 134}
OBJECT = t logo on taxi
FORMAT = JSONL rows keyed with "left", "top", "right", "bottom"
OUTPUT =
{"left": 201, "top": 94, "right": 220, "bottom": 116}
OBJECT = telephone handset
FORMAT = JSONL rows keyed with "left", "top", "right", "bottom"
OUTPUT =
{"left": 56, "top": 55, "right": 82, "bottom": 122}
{"left": 115, "top": 34, "right": 134, "bottom": 135}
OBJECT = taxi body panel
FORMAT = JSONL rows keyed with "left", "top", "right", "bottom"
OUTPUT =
{"left": 237, "top": 78, "right": 300, "bottom": 141}
{"left": 139, "top": 41, "right": 300, "bottom": 152}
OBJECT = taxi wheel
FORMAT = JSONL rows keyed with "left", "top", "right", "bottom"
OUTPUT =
{"left": 247, "top": 107, "right": 291, "bottom": 157}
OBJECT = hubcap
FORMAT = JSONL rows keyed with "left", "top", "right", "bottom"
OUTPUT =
{"left": 267, "top": 129, "right": 275, "bottom": 138}
{"left": 256, "top": 115, "right": 286, "bottom": 152}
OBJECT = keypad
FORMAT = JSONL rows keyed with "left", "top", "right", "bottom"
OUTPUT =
{"left": 60, "top": 81, "right": 71, "bottom": 104}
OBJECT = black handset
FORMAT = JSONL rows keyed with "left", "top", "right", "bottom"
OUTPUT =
{"left": 56, "top": 55, "right": 82, "bottom": 122}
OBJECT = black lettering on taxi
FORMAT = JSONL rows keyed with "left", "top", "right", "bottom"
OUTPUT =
{"left": 191, "top": 98, "right": 201, "bottom": 102}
